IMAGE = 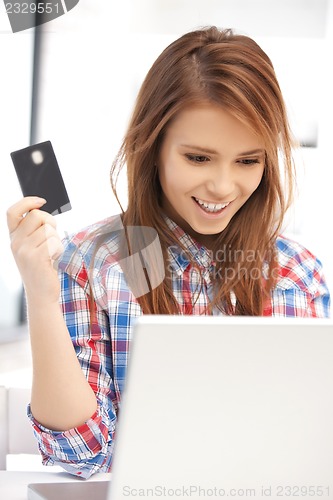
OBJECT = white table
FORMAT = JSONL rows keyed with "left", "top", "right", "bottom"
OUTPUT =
{"left": 0, "top": 470, "right": 111, "bottom": 500}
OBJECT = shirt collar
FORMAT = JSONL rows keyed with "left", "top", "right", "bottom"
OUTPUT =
{"left": 163, "top": 215, "right": 214, "bottom": 276}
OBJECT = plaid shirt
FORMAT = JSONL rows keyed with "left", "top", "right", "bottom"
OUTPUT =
{"left": 28, "top": 215, "right": 330, "bottom": 478}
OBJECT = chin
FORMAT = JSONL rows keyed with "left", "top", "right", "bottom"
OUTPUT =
{"left": 195, "top": 223, "right": 229, "bottom": 235}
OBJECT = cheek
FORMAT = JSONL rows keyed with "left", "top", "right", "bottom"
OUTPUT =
{"left": 158, "top": 164, "right": 180, "bottom": 203}
{"left": 158, "top": 164, "right": 173, "bottom": 194}
{"left": 244, "top": 170, "right": 264, "bottom": 195}
{"left": 159, "top": 161, "right": 188, "bottom": 194}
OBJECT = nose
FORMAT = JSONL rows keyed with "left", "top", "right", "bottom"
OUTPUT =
{"left": 205, "top": 163, "right": 235, "bottom": 200}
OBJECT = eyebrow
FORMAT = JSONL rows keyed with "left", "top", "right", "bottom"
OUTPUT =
{"left": 180, "top": 144, "right": 265, "bottom": 156}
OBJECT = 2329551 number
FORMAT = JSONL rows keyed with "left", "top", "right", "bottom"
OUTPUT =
{"left": 5, "top": 3, "right": 60, "bottom": 15}
{"left": 276, "top": 485, "right": 330, "bottom": 496}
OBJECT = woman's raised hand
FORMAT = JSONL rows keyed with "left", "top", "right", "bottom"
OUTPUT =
{"left": 7, "top": 197, "right": 64, "bottom": 303}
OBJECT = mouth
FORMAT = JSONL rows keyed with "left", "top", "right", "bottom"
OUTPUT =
{"left": 192, "top": 196, "right": 231, "bottom": 214}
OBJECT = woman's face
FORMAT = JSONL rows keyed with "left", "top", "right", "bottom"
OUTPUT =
{"left": 158, "top": 103, "right": 265, "bottom": 247}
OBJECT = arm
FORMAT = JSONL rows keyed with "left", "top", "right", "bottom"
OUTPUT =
{"left": 28, "top": 297, "right": 98, "bottom": 430}
{"left": 7, "top": 197, "right": 97, "bottom": 430}
{"left": 28, "top": 265, "right": 117, "bottom": 478}
{"left": 8, "top": 199, "right": 142, "bottom": 477}
{"left": 7, "top": 198, "right": 115, "bottom": 477}
{"left": 29, "top": 233, "right": 143, "bottom": 478}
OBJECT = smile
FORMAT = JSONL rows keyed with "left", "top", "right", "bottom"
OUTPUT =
{"left": 193, "top": 197, "right": 231, "bottom": 213}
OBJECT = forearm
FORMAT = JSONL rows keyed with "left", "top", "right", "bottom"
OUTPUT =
{"left": 7, "top": 198, "right": 111, "bottom": 473}
{"left": 27, "top": 295, "right": 97, "bottom": 431}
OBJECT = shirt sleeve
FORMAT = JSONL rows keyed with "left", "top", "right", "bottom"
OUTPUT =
{"left": 304, "top": 258, "right": 331, "bottom": 317}
{"left": 266, "top": 237, "right": 331, "bottom": 318}
{"left": 27, "top": 234, "right": 141, "bottom": 479}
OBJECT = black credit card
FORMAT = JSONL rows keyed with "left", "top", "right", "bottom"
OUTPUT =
{"left": 10, "top": 140, "right": 71, "bottom": 215}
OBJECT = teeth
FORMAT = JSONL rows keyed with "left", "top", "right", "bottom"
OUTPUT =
{"left": 195, "top": 197, "right": 230, "bottom": 212}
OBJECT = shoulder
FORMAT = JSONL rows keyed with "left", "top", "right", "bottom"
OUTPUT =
{"left": 58, "top": 215, "right": 164, "bottom": 301}
{"left": 58, "top": 215, "right": 126, "bottom": 281}
{"left": 276, "top": 234, "right": 317, "bottom": 263}
{"left": 274, "top": 235, "right": 326, "bottom": 294}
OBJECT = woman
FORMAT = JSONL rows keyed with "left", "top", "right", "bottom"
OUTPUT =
{"left": 7, "top": 26, "right": 330, "bottom": 478}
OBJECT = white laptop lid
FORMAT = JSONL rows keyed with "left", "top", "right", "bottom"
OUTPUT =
{"left": 27, "top": 480, "right": 109, "bottom": 500}
{"left": 109, "top": 316, "right": 333, "bottom": 499}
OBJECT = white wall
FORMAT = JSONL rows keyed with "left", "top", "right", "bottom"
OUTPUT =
{"left": 0, "top": 3, "right": 34, "bottom": 327}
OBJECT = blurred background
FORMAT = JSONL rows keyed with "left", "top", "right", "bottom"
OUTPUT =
{"left": 1, "top": 0, "right": 332, "bottom": 334}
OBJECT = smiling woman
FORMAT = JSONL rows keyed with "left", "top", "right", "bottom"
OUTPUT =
{"left": 6, "top": 26, "right": 331, "bottom": 479}
{"left": 158, "top": 104, "right": 266, "bottom": 248}
{"left": 117, "top": 26, "right": 306, "bottom": 317}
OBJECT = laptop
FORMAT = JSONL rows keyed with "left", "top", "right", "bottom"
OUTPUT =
{"left": 28, "top": 316, "right": 333, "bottom": 499}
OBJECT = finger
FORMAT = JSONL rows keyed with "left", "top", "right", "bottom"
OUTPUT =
{"left": 12, "top": 224, "right": 64, "bottom": 266}
{"left": 14, "top": 222, "right": 58, "bottom": 249}
{"left": 10, "top": 219, "right": 59, "bottom": 262}
{"left": 34, "top": 229, "right": 64, "bottom": 261}
{"left": 24, "top": 209, "right": 57, "bottom": 232}
{"left": 7, "top": 197, "right": 47, "bottom": 234}
{"left": 10, "top": 207, "right": 56, "bottom": 243}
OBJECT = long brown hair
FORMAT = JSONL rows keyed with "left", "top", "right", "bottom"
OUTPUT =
{"left": 109, "top": 26, "right": 297, "bottom": 315}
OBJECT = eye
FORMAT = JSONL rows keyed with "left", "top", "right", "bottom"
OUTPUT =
{"left": 238, "top": 158, "right": 260, "bottom": 166}
{"left": 185, "top": 154, "right": 210, "bottom": 164}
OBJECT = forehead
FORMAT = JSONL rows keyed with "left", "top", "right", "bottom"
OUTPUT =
{"left": 163, "top": 104, "right": 264, "bottom": 151}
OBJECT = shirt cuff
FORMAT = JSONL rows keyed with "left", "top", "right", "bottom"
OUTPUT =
{"left": 27, "top": 401, "right": 115, "bottom": 478}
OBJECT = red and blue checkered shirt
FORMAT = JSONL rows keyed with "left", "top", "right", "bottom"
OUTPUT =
{"left": 28, "top": 215, "right": 330, "bottom": 478}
